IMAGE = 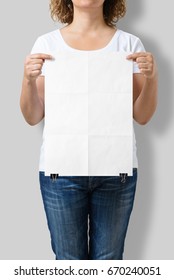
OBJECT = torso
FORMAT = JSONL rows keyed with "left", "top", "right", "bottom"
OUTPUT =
{"left": 32, "top": 28, "right": 145, "bottom": 170}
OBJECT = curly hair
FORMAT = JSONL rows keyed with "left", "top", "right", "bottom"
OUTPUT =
{"left": 50, "top": 0, "right": 126, "bottom": 27}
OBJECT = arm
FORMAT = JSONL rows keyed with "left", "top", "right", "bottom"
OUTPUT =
{"left": 127, "top": 52, "right": 158, "bottom": 125}
{"left": 20, "top": 53, "right": 52, "bottom": 126}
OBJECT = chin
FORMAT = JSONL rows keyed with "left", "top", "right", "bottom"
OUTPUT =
{"left": 73, "top": 0, "right": 104, "bottom": 8}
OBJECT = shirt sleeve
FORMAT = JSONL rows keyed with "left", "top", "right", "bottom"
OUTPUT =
{"left": 30, "top": 36, "right": 46, "bottom": 76}
{"left": 132, "top": 38, "right": 146, "bottom": 73}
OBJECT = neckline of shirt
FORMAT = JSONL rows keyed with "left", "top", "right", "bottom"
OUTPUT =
{"left": 57, "top": 28, "right": 121, "bottom": 53}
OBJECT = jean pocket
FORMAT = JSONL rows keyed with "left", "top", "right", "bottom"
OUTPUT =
{"left": 39, "top": 172, "right": 59, "bottom": 188}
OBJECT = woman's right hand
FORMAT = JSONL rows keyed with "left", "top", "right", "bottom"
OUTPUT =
{"left": 24, "top": 53, "right": 53, "bottom": 81}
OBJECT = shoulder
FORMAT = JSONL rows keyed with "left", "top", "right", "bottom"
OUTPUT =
{"left": 37, "top": 29, "right": 59, "bottom": 42}
{"left": 118, "top": 29, "right": 141, "bottom": 41}
{"left": 117, "top": 29, "right": 145, "bottom": 52}
{"left": 31, "top": 29, "right": 60, "bottom": 54}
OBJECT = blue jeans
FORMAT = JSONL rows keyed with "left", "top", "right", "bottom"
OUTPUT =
{"left": 39, "top": 168, "right": 137, "bottom": 260}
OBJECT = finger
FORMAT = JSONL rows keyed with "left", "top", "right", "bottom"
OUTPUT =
{"left": 136, "top": 57, "right": 147, "bottom": 63}
{"left": 31, "top": 64, "right": 42, "bottom": 71}
{"left": 137, "top": 63, "right": 149, "bottom": 69}
{"left": 30, "top": 70, "right": 42, "bottom": 77}
{"left": 30, "top": 59, "right": 44, "bottom": 64}
{"left": 31, "top": 53, "right": 53, "bottom": 60}
{"left": 126, "top": 52, "right": 148, "bottom": 60}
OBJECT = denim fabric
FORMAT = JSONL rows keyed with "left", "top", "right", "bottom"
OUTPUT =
{"left": 39, "top": 168, "right": 137, "bottom": 260}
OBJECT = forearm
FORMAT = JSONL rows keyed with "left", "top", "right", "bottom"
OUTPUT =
{"left": 20, "top": 77, "right": 44, "bottom": 126}
{"left": 133, "top": 75, "right": 158, "bottom": 125}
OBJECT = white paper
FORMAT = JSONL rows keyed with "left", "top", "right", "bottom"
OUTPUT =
{"left": 45, "top": 51, "right": 133, "bottom": 176}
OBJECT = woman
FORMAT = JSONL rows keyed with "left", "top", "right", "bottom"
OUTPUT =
{"left": 20, "top": 0, "right": 158, "bottom": 260}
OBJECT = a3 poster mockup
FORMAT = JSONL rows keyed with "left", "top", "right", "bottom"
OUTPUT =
{"left": 44, "top": 51, "right": 133, "bottom": 176}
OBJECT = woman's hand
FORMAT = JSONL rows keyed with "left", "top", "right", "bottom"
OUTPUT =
{"left": 24, "top": 53, "right": 53, "bottom": 81}
{"left": 127, "top": 52, "right": 157, "bottom": 80}
{"left": 127, "top": 52, "right": 158, "bottom": 125}
{"left": 20, "top": 53, "right": 53, "bottom": 125}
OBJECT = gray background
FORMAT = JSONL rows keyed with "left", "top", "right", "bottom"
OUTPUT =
{"left": 0, "top": 0, "right": 173, "bottom": 259}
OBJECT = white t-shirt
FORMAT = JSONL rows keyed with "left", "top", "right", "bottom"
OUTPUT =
{"left": 31, "top": 28, "right": 145, "bottom": 172}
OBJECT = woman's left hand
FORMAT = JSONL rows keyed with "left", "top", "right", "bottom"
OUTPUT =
{"left": 127, "top": 52, "right": 157, "bottom": 80}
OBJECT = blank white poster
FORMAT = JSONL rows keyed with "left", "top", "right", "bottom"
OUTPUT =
{"left": 45, "top": 51, "right": 133, "bottom": 176}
